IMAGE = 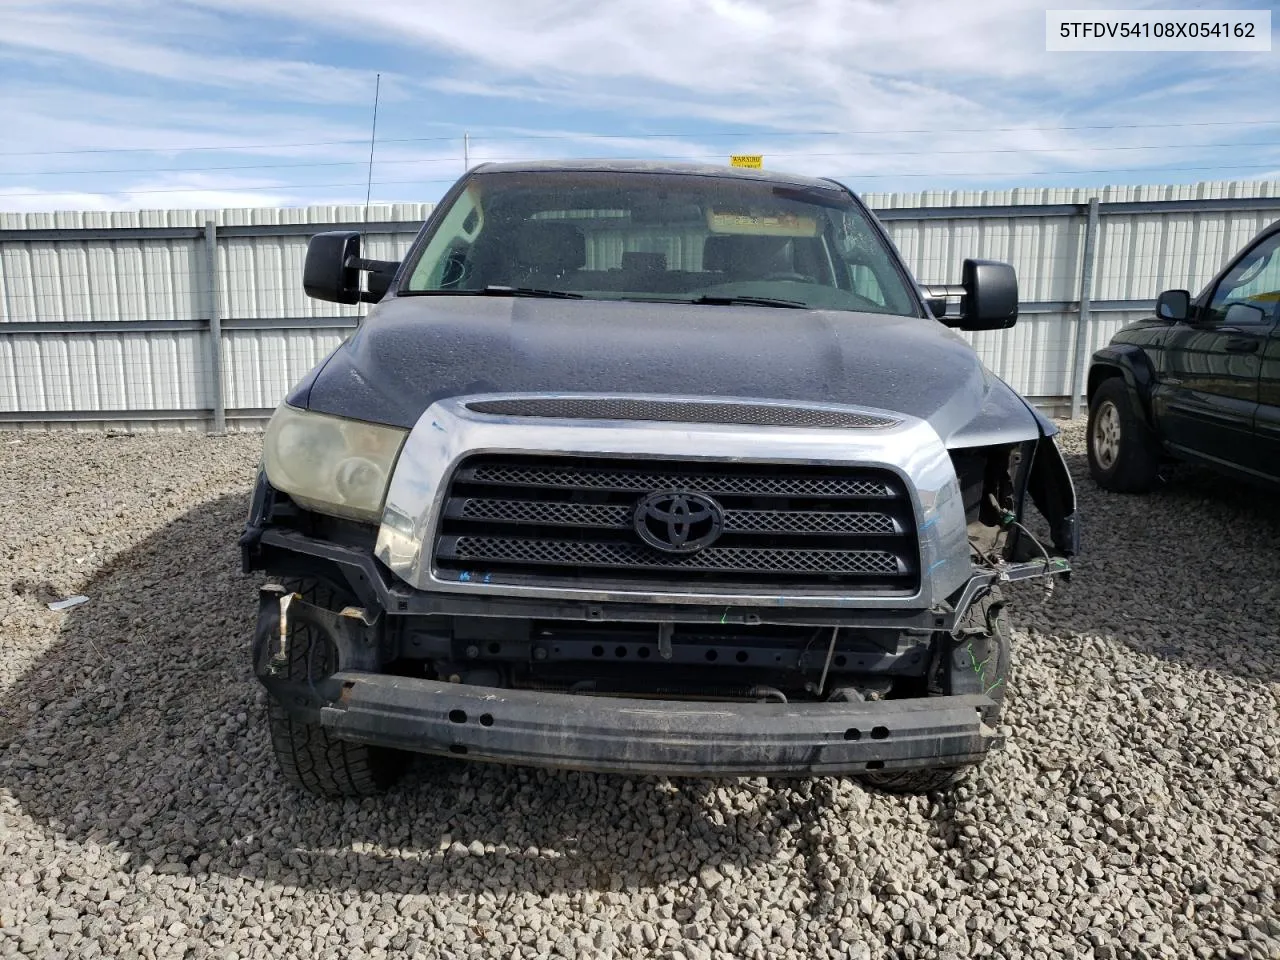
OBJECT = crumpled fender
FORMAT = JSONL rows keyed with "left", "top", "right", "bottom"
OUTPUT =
{"left": 1027, "top": 431, "right": 1079, "bottom": 557}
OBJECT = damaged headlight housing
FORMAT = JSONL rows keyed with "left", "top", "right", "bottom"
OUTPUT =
{"left": 263, "top": 404, "right": 408, "bottom": 523}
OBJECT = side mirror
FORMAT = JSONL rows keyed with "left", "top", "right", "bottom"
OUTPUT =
{"left": 303, "top": 231, "right": 362, "bottom": 304}
{"left": 303, "top": 231, "right": 401, "bottom": 304}
{"left": 925, "top": 259, "right": 1018, "bottom": 331}
{"left": 959, "top": 259, "right": 1018, "bottom": 330}
{"left": 1155, "top": 289, "right": 1190, "bottom": 322}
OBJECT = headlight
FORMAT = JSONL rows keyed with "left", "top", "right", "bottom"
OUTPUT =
{"left": 263, "top": 404, "right": 408, "bottom": 523}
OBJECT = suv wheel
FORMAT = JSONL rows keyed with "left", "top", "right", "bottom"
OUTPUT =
{"left": 267, "top": 578, "right": 408, "bottom": 797}
{"left": 1087, "top": 378, "right": 1161, "bottom": 492}
{"left": 859, "top": 587, "right": 1010, "bottom": 795}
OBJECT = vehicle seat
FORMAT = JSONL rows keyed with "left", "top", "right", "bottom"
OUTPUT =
{"left": 702, "top": 234, "right": 792, "bottom": 280}
{"left": 621, "top": 251, "right": 667, "bottom": 273}
{"left": 509, "top": 222, "right": 586, "bottom": 286}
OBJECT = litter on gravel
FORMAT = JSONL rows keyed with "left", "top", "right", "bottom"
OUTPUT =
{"left": 0, "top": 422, "right": 1276, "bottom": 960}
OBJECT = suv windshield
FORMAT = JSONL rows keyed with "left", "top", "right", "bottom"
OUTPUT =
{"left": 403, "top": 170, "right": 920, "bottom": 316}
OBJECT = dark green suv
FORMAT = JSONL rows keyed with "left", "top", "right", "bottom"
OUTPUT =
{"left": 1087, "top": 220, "right": 1280, "bottom": 491}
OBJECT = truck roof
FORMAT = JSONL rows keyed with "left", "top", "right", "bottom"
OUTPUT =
{"left": 469, "top": 158, "right": 844, "bottom": 191}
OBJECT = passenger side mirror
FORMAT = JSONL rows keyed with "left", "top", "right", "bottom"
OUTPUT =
{"left": 303, "top": 231, "right": 400, "bottom": 304}
{"left": 924, "top": 259, "right": 1018, "bottom": 331}
{"left": 1155, "top": 289, "right": 1190, "bottom": 322}
{"left": 959, "top": 259, "right": 1018, "bottom": 330}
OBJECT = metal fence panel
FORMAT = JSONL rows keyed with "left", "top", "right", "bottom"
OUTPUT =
{"left": 222, "top": 328, "right": 350, "bottom": 411}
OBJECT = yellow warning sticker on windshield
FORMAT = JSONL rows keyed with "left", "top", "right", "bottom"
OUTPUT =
{"left": 707, "top": 210, "right": 818, "bottom": 237}
{"left": 730, "top": 154, "right": 763, "bottom": 168}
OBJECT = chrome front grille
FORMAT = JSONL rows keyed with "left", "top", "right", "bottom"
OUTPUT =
{"left": 432, "top": 454, "right": 920, "bottom": 592}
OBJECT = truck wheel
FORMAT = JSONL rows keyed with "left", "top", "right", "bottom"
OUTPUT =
{"left": 1087, "top": 378, "right": 1161, "bottom": 492}
{"left": 859, "top": 587, "right": 1010, "bottom": 795}
{"left": 266, "top": 577, "right": 407, "bottom": 798}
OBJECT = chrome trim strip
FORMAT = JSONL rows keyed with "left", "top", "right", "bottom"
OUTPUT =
{"left": 461, "top": 396, "right": 902, "bottom": 429}
{"left": 375, "top": 393, "right": 970, "bottom": 609}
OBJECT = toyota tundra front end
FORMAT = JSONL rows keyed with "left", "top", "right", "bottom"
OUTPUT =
{"left": 240, "top": 161, "right": 1077, "bottom": 797}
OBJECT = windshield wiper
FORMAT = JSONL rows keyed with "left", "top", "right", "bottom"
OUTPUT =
{"left": 689, "top": 294, "right": 808, "bottom": 309}
{"left": 399, "top": 285, "right": 583, "bottom": 299}
{"left": 476, "top": 285, "right": 583, "bottom": 299}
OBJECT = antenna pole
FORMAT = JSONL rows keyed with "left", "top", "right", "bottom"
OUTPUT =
{"left": 463, "top": 131, "right": 470, "bottom": 172}
{"left": 364, "top": 73, "right": 381, "bottom": 217}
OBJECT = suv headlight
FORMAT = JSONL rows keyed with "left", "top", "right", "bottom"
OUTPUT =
{"left": 263, "top": 404, "right": 408, "bottom": 523}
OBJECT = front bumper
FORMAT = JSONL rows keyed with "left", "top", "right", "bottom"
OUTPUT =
{"left": 252, "top": 586, "right": 998, "bottom": 777}
{"left": 323, "top": 673, "right": 997, "bottom": 777}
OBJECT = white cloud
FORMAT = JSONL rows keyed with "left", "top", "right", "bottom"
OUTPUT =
{"left": 0, "top": 85, "right": 373, "bottom": 163}
{"left": 184, "top": 0, "right": 1094, "bottom": 106}
{"left": 3, "top": 0, "right": 1280, "bottom": 211}
{"left": 0, "top": 172, "right": 356, "bottom": 214}
{"left": 0, "top": 1, "right": 386, "bottom": 104}
{"left": 181, "top": 0, "right": 1280, "bottom": 170}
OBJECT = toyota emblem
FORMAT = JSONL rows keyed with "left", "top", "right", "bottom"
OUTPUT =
{"left": 633, "top": 491, "right": 725, "bottom": 554}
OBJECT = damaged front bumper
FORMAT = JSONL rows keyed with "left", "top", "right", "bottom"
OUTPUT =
{"left": 324, "top": 674, "right": 996, "bottom": 777}
{"left": 254, "top": 585, "right": 999, "bottom": 777}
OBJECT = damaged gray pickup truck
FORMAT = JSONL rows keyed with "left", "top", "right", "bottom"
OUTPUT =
{"left": 240, "top": 161, "right": 1077, "bottom": 797}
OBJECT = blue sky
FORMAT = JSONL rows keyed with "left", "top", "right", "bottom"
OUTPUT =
{"left": 2, "top": 0, "right": 1278, "bottom": 212}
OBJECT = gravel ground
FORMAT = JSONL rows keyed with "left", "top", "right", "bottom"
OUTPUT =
{"left": 1, "top": 422, "right": 1277, "bottom": 960}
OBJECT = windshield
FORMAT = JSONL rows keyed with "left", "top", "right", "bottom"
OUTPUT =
{"left": 402, "top": 170, "right": 921, "bottom": 316}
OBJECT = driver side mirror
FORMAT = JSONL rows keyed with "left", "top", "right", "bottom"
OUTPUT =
{"left": 1155, "top": 289, "right": 1190, "bottom": 322}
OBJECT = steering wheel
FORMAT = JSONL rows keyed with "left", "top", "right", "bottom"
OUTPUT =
{"left": 763, "top": 271, "right": 814, "bottom": 283}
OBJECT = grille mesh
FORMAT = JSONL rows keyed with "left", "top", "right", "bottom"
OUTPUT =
{"left": 458, "top": 497, "right": 897, "bottom": 535}
{"left": 466, "top": 397, "right": 899, "bottom": 429}
{"left": 468, "top": 464, "right": 892, "bottom": 498}
{"left": 447, "top": 537, "right": 903, "bottom": 576}
{"left": 725, "top": 509, "right": 897, "bottom": 535}
{"left": 461, "top": 498, "right": 631, "bottom": 527}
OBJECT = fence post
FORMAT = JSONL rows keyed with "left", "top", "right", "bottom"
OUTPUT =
{"left": 1069, "top": 197, "right": 1100, "bottom": 420}
{"left": 204, "top": 220, "right": 226, "bottom": 434}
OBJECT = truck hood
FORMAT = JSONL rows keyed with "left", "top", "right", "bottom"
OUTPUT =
{"left": 296, "top": 295, "right": 1045, "bottom": 445}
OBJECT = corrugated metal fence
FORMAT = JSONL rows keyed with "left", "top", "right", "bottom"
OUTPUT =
{"left": 2, "top": 181, "right": 1279, "bottom": 430}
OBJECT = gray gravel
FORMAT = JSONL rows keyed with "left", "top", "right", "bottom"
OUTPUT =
{"left": 1, "top": 422, "right": 1277, "bottom": 960}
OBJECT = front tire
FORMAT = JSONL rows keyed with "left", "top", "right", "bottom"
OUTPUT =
{"left": 1087, "top": 378, "right": 1161, "bottom": 493}
{"left": 859, "top": 588, "right": 1011, "bottom": 795}
{"left": 266, "top": 578, "right": 407, "bottom": 798}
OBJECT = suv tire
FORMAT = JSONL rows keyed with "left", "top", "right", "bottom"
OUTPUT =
{"left": 267, "top": 578, "right": 407, "bottom": 797}
{"left": 1087, "top": 378, "right": 1161, "bottom": 493}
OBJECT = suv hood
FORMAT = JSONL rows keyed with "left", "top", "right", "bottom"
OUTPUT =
{"left": 296, "top": 296, "right": 1046, "bottom": 445}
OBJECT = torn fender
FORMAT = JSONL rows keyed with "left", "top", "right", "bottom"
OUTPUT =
{"left": 1027, "top": 433, "right": 1079, "bottom": 557}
